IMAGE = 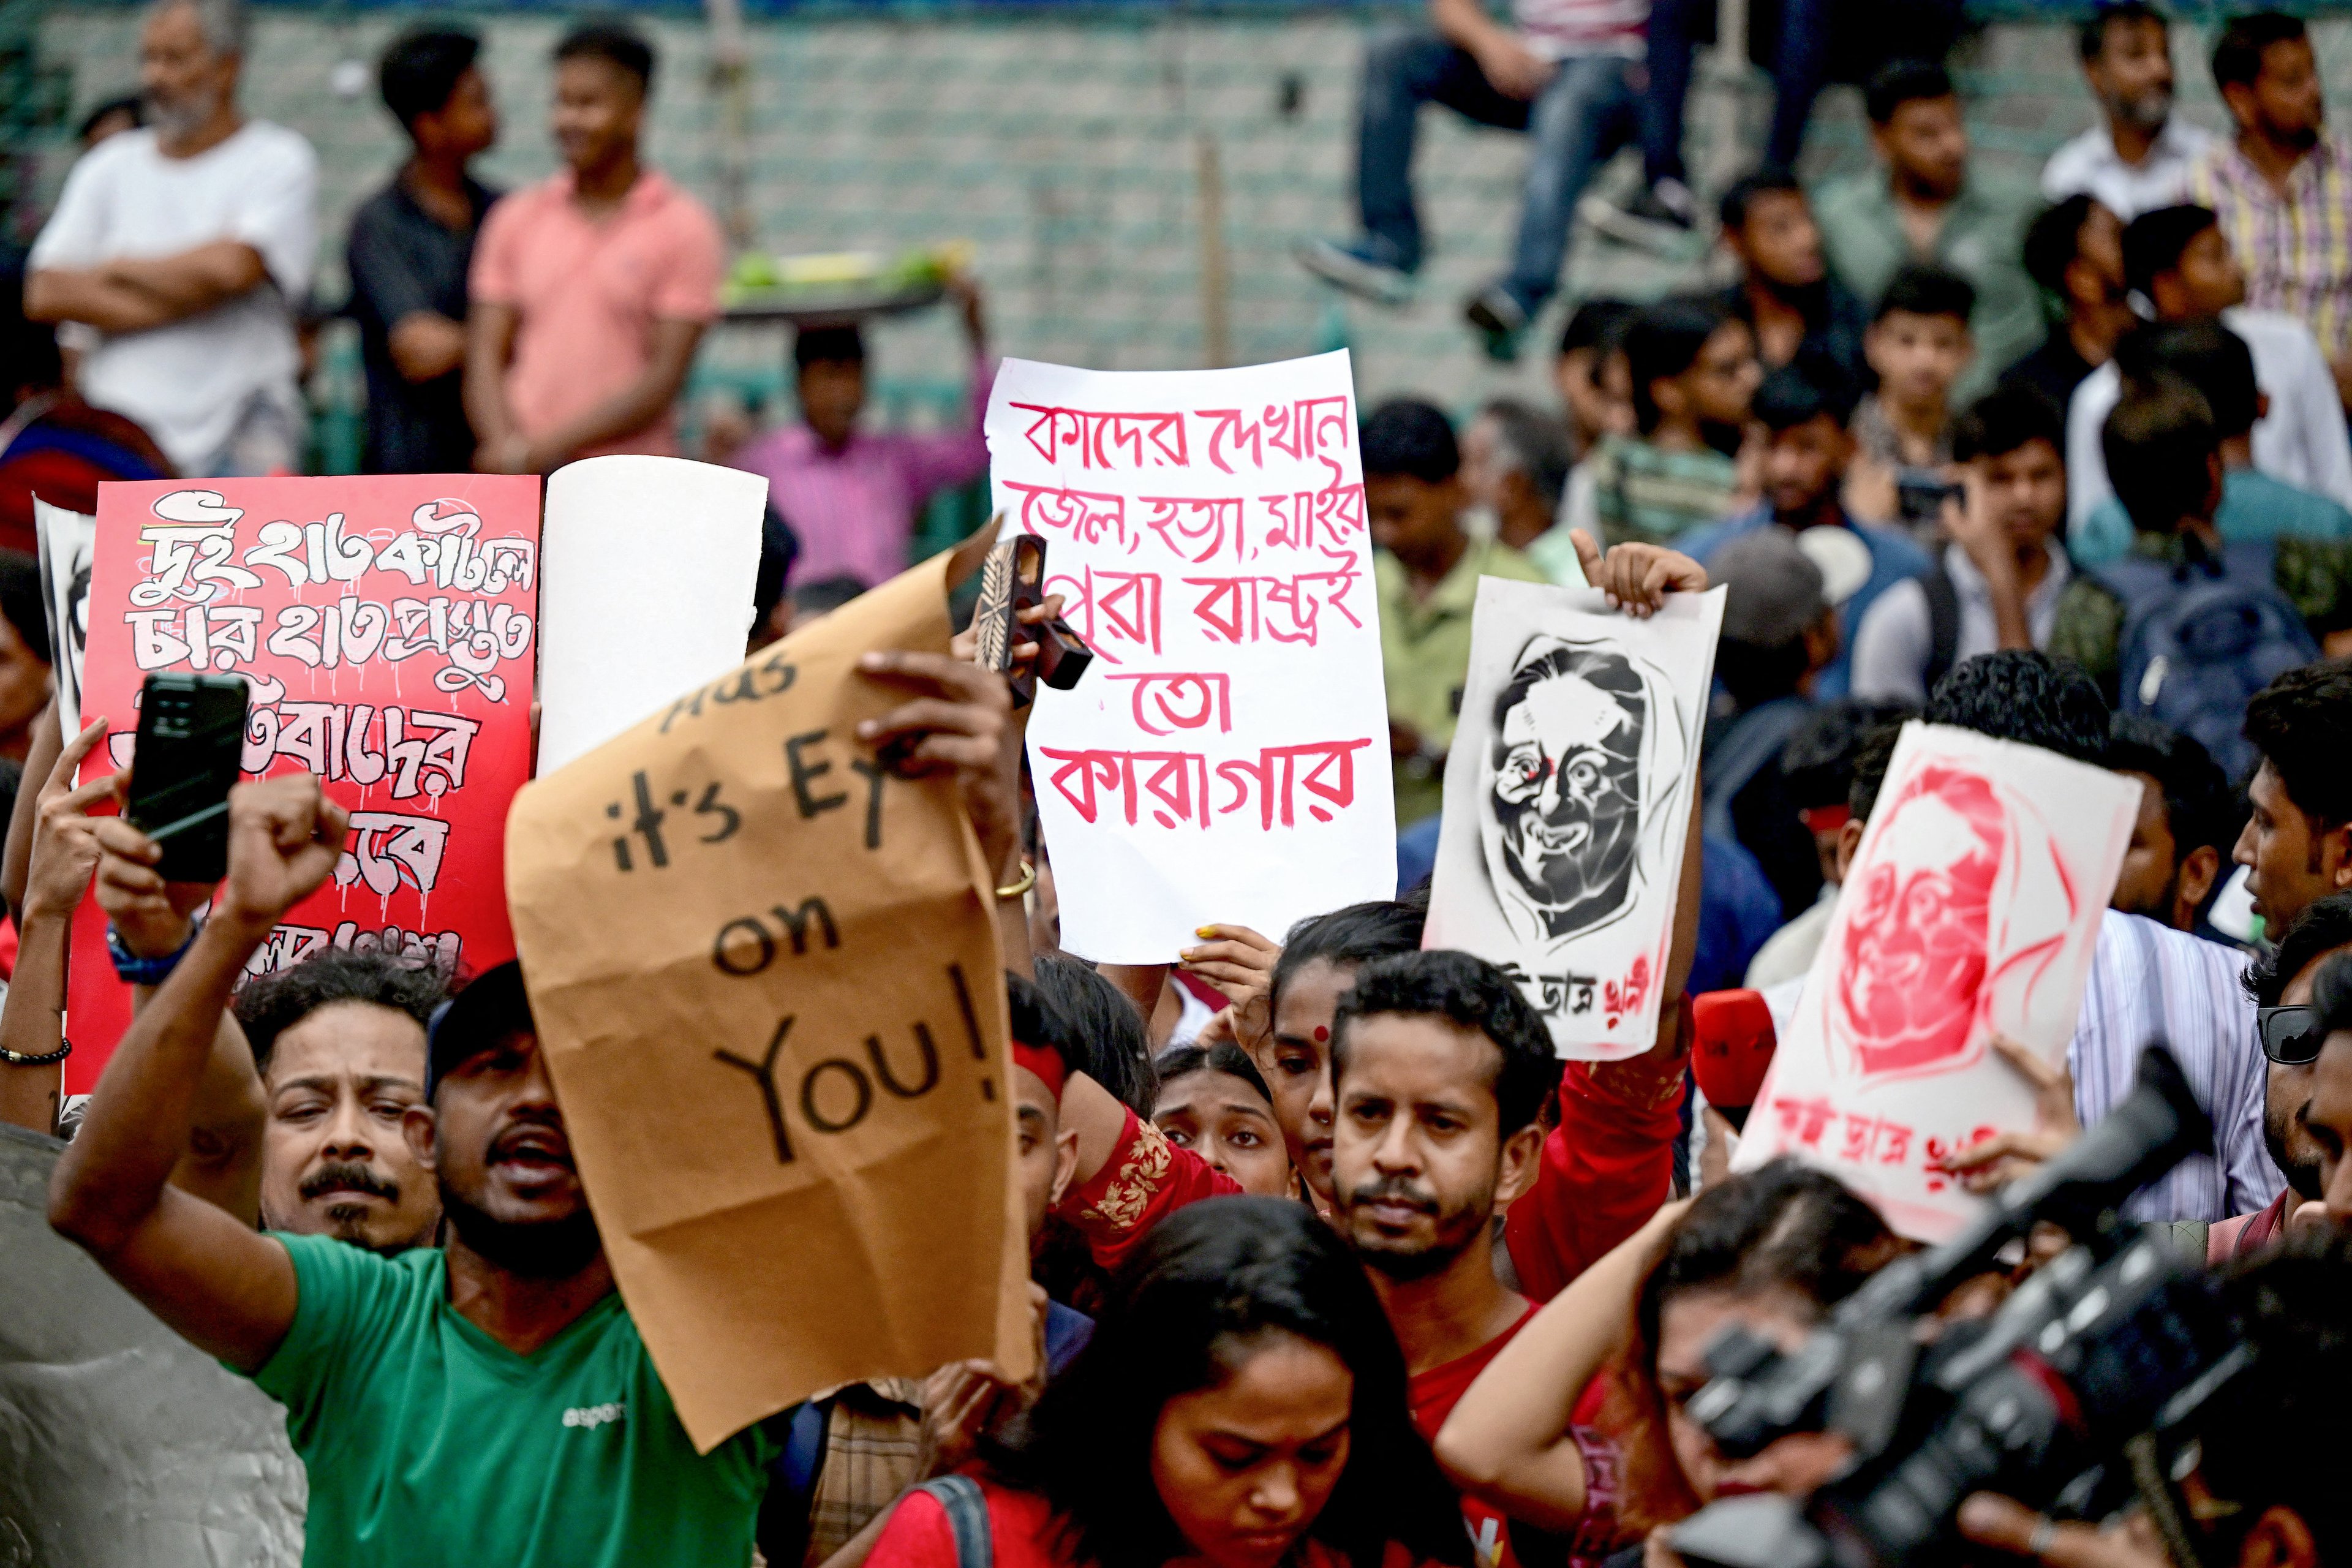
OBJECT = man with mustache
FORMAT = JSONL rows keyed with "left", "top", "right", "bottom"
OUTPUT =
{"left": 1487, "top": 641, "right": 1646, "bottom": 944}
{"left": 2190, "top": 12, "right": 2352, "bottom": 412}
{"left": 51, "top": 639, "right": 1023, "bottom": 1565}
{"left": 23, "top": 0, "right": 317, "bottom": 476}
{"left": 52, "top": 775, "right": 780, "bottom": 1566}
{"left": 235, "top": 951, "right": 447, "bottom": 1254}
{"left": 1322, "top": 950, "right": 1562, "bottom": 1568}
{"left": 2041, "top": 1, "right": 2212, "bottom": 223}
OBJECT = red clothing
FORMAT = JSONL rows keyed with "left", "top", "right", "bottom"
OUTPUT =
{"left": 1059, "top": 1106, "right": 1243, "bottom": 1271}
{"left": 866, "top": 1479, "right": 1422, "bottom": 1568}
{"left": 2209, "top": 1187, "right": 2296, "bottom": 1262}
{"left": 1505, "top": 1048, "right": 1687, "bottom": 1303}
{"left": 1409, "top": 1312, "right": 1623, "bottom": 1568}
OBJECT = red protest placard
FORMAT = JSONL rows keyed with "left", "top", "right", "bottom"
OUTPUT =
{"left": 66, "top": 477, "right": 541, "bottom": 1093}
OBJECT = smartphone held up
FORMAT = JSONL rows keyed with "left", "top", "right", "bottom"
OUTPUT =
{"left": 119, "top": 673, "right": 251, "bottom": 884}
{"left": 971, "top": 532, "right": 1093, "bottom": 706}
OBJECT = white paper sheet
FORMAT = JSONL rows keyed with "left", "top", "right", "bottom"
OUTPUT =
{"left": 1424, "top": 578, "right": 1724, "bottom": 1060}
{"left": 987, "top": 353, "right": 1396, "bottom": 960}
{"left": 1730, "top": 722, "right": 2139, "bottom": 1240}
{"left": 537, "top": 456, "right": 767, "bottom": 775}
{"left": 33, "top": 499, "right": 96, "bottom": 733}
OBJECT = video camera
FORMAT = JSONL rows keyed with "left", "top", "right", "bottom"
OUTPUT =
{"left": 1669, "top": 1047, "right": 2254, "bottom": 1568}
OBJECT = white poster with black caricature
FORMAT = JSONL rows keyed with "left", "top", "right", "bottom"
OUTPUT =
{"left": 33, "top": 499, "right": 96, "bottom": 732}
{"left": 1425, "top": 578, "right": 1724, "bottom": 1060}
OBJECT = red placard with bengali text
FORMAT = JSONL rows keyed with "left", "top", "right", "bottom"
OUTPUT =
{"left": 65, "top": 476, "right": 540, "bottom": 1093}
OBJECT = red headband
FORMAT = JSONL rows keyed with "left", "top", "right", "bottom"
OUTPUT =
{"left": 1012, "top": 1042, "right": 1067, "bottom": 1100}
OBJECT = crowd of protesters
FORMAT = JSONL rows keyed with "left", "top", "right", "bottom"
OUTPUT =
{"left": 10, "top": 0, "right": 2352, "bottom": 1565}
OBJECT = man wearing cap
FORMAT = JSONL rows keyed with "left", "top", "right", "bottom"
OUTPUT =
{"left": 1678, "top": 361, "right": 1932, "bottom": 701}
{"left": 53, "top": 772, "right": 783, "bottom": 1568}
{"left": 51, "top": 630, "right": 1047, "bottom": 1566}
{"left": 1700, "top": 526, "right": 1839, "bottom": 918}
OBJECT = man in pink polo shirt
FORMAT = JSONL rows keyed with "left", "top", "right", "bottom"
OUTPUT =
{"left": 463, "top": 21, "right": 721, "bottom": 472}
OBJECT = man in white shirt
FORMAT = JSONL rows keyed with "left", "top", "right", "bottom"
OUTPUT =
{"left": 1761, "top": 650, "right": 2282, "bottom": 1224}
{"left": 24, "top": 0, "right": 317, "bottom": 476}
{"left": 2041, "top": 1, "right": 2214, "bottom": 222}
{"left": 1851, "top": 385, "right": 2073, "bottom": 704}
{"left": 2066, "top": 202, "right": 2352, "bottom": 530}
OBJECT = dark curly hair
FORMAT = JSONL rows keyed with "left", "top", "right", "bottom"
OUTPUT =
{"left": 1332, "top": 949, "right": 1558, "bottom": 1138}
{"left": 233, "top": 949, "right": 448, "bottom": 1077}
{"left": 1925, "top": 649, "right": 2112, "bottom": 766}
{"left": 991, "top": 1196, "right": 1472, "bottom": 1568}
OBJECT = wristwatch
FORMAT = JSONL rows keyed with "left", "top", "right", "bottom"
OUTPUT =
{"left": 107, "top": 915, "right": 204, "bottom": 987}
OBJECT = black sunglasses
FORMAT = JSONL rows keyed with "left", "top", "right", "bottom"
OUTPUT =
{"left": 2258, "top": 1004, "right": 2328, "bottom": 1066}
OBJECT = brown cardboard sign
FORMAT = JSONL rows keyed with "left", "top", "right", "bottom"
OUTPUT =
{"left": 505, "top": 545, "right": 1030, "bottom": 1452}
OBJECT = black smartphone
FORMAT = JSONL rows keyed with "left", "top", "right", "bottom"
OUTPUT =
{"left": 970, "top": 532, "right": 1094, "bottom": 706}
{"left": 122, "top": 673, "right": 251, "bottom": 884}
{"left": 1895, "top": 470, "right": 1965, "bottom": 528}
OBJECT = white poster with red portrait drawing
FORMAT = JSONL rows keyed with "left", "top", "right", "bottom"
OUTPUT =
{"left": 66, "top": 477, "right": 541, "bottom": 1093}
{"left": 986, "top": 353, "right": 1396, "bottom": 961}
{"left": 1730, "top": 722, "right": 2139, "bottom": 1241}
{"left": 1424, "top": 576, "right": 1724, "bottom": 1061}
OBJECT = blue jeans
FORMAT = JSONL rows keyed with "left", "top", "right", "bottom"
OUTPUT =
{"left": 1355, "top": 31, "right": 1640, "bottom": 317}
{"left": 1640, "top": 0, "right": 1837, "bottom": 180}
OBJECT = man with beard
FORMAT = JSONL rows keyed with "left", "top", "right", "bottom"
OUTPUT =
{"left": 2105, "top": 714, "right": 2236, "bottom": 938}
{"left": 2042, "top": 1, "right": 2213, "bottom": 223}
{"left": 2192, "top": 12, "right": 2352, "bottom": 412}
{"left": 1824, "top": 652, "right": 2278, "bottom": 1224}
{"left": 1569, "top": 296, "right": 1761, "bottom": 549}
{"left": 2234, "top": 660, "right": 2352, "bottom": 938}
{"left": 1324, "top": 949, "right": 1602, "bottom": 1568}
{"left": 52, "top": 776, "right": 788, "bottom": 1567}
{"left": 1485, "top": 639, "right": 1648, "bottom": 945}
{"left": 1716, "top": 170, "right": 1868, "bottom": 390}
{"left": 2002, "top": 194, "right": 2132, "bottom": 413}
{"left": 1814, "top": 59, "right": 2041, "bottom": 405}
{"left": 2212, "top": 892, "right": 2351, "bottom": 1256}
{"left": 235, "top": 951, "right": 448, "bottom": 1254}
{"left": 23, "top": 0, "right": 317, "bottom": 475}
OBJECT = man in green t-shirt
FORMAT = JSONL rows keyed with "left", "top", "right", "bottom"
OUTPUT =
{"left": 48, "top": 774, "right": 778, "bottom": 1568}
{"left": 48, "top": 640, "right": 1029, "bottom": 1568}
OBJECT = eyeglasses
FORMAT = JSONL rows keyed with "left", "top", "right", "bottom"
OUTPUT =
{"left": 2256, "top": 1003, "right": 2329, "bottom": 1066}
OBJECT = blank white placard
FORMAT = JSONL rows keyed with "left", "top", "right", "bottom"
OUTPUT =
{"left": 537, "top": 456, "right": 768, "bottom": 775}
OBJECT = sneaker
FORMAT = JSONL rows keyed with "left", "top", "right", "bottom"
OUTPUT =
{"left": 1580, "top": 178, "right": 1700, "bottom": 254}
{"left": 1463, "top": 285, "right": 1531, "bottom": 363}
{"left": 1295, "top": 237, "right": 1417, "bottom": 306}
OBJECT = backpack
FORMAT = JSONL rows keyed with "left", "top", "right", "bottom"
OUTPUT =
{"left": 1920, "top": 560, "right": 1962, "bottom": 695}
{"left": 914, "top": 1476, "right": 994, "bottom": 1568}
{"left": 2093, "top": 538, "right": 2319, "bottom": 782}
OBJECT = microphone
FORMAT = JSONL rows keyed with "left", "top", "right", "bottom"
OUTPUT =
{"left": 1691, "top": 990, "right": 1776, "bottom": 1132}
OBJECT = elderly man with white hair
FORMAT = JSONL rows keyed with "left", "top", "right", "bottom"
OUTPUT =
{"left": 24, "top": 0, "right": 317, "bottom": 476}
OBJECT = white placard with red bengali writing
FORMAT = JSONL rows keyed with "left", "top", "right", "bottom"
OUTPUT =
{"left": 1730, "top": 722, "right": 2139, "bottom": 1241}
{"left": 986, "top": 353, "right": 1396, "bottom": 960}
